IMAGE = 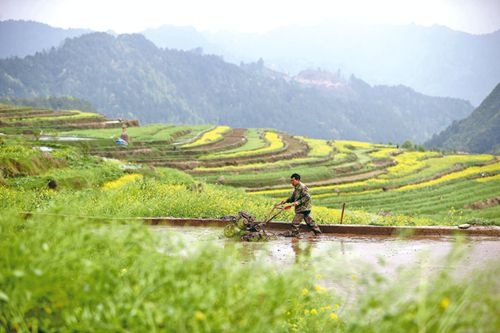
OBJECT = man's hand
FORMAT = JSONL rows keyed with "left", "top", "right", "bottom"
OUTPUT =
{"left": 292, "top": 201, "right": 299, "bottom": 206}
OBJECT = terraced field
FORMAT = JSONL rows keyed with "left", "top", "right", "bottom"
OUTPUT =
{"left": 0, "top": 104, "right": 139, "bottom": 133}
{"left": 2, "top": 104, "right": 499, "bottom": 225}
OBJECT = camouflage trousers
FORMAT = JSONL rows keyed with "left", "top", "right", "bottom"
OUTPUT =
{"left": 291, "top": 211, "right": 322, "bottom": 235}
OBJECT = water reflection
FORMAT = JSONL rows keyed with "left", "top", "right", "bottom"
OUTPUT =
{"left": 152, "top": 225, "right": 500, "bottom": 275}
{"left": 291, "top": 238, "right": 313, "bottom": 264}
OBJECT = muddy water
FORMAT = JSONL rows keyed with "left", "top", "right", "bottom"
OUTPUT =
{"left": 153, "top": 226, "right": 500, "bottom": 274}
{"left": 154, "top": 225, "right": 500, "bottom": 302}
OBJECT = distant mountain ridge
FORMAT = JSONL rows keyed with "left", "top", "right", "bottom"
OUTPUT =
{"left": 426, "top": 83, "right": 500, "bottom": 153}
{"left": 144, "top": 22, "right": 500, "bottom": 105}
{"left": 2, "top": 20, "right": 498, "bottom": 105}
{"left": 0, "top": 32, "right": 473, "bottom": 143}
{"left": 0, "top": 20, "right": 90, "bottom": 58}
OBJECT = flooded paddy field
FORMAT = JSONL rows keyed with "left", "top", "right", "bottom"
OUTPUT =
{"left": 153, "top": 225, "right": 500, "bottom": 275}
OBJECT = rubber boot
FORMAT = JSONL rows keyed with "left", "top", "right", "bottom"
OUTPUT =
{"left": 312, "top": 227, "right": 322, "bottom": 236}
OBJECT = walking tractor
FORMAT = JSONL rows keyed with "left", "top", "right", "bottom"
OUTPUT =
{"left": 223, "top": 204, "right": 293, "bottom": 241}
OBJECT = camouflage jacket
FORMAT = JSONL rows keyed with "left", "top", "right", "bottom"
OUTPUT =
{"left": 285, "top": 182, "right": 312, "bottom": 213}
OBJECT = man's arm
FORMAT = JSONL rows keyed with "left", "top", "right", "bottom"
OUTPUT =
{"left": 278, "top": 196, "right": 294, "bottom": 205}
{"left": 278, "top": 191, "right": 295, "bottom": 205}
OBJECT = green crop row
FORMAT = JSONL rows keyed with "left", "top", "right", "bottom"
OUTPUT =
{"left": 315, "top": 175, "right": 500, "bottom": 225}
{"left": 254, "top": 153, "right": 496, "bottom": 197}
{"left": 62, "top": 124, "right": 210, "bottom": 142}
{"left": 210, "top": 128, "right": 268, "bottom": 155}
{"left": 200, "top": 131, "right": 284, "bottom": 160}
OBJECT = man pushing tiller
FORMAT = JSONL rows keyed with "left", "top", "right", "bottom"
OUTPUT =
{"left": 277, "top": 173, "right": 322, "bottom": 237}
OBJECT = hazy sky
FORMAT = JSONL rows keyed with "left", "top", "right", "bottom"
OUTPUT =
{"left": 1, "top": 0, "right": 499, "bottom": 34}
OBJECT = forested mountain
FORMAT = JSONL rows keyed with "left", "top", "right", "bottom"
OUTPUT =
{"left": 0, "top": 20, "right": 90, "bottom": 59}
{"left": 0, "top": 32, "right": 473, "bottom": 143}
{"left": 426, "top": 83, "right": 500, "bottom": 153}
{"left": 3, "top": 20, "right": 498, "bottom": 106}
{"left": 145, "top": 23, "right": 500, "bottom": 105}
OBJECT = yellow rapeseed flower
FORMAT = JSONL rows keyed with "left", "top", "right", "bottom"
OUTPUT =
{"left": 440, "top": 297, "right": 450, "bottom": 310}
{"left": 304, "top": 309, "right": 310, "bottom": 315}
{"left": 315, "top": 274, "right": 322, "bottom": 279}
{"left": 195, "top": 311, "right": 206, "bottom": 321}
{"left": 310, "top": 309, "right": 318, "bottom": 315}
{"left": 298, "top": 137, "right": 334, "bottom": 157}
{"left": 302, "top": 288, "right": 309, "bottom": 295}
{"left": 330, "top": 313, "right": 338, "bottom": 320}
{"left": 204, "top": 131, "right": 284, "bottom": 159}
{"left": 397, "top": 161, "right": 500, "bottom": 191}
{"left": 102, "top": 174, "right": 143, "bottom": 190}
{"left": 475, "top": 173, "right": 500, "bottom": 182}
{"left": 183, "top": 126, "right": 230, "bottom": 148}
{"left": 314, "top": 285, "right": 326, "bottom": 292}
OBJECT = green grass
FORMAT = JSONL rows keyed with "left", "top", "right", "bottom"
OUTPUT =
{"left": 0, "top": 212, "right": 498, "bottom": 332}
{"left": 0, "top": 212, "right": 334, "bottom": 332}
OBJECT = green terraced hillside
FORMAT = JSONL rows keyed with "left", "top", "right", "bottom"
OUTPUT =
{"left": 1, "top": 104, "right": 498, "bottom": 226}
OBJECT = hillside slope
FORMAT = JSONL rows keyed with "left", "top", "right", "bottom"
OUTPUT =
{"left": 426, "top": 83, "right": 500, "bottom": 153}
{"left": 1, "top": 103, "right": 499, "bottom": 226}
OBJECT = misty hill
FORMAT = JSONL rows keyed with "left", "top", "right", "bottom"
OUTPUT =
{"left": 0, "top": 32, "right": 473, "bottom": 143}
{"left": 3, "top": 20, "right": 498, "bottom": 106}
{"left": 0, "top": 20, "right": 90, "bottom": 59}
{"left": 426, "top": 83, "right": 500, "bottom": 153}
{"left": 145, "top": 22, "right": 500, "bottom": 105}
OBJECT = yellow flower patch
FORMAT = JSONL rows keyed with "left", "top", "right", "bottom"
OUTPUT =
{"left": 370, "top": 147, "right": 398, "bottom": 159}
{"left": 205, "top": 131, "right": 285, "bottom": 159}
{"left": 182, "top": 126, "right": 230, "bottom": 148}
{"left": 194, "top": 310, "right": 206, "bottom": 321}
{"left": 298, "top": 137, "right": 334, "bottom": 157}
{"left": 334, "top": 140, "right": 375, "bottom": 152}
{"left": 440, "top": 297, "right": 450, "bottom": 310}
{"left": 102, "top": 174, "right": 143, "bottom": 190}
{"left": 475, "top": 173, "right": 500, "bottom": 182}
{"left": 396, "top": 162, "right": 500, "bottom": 191}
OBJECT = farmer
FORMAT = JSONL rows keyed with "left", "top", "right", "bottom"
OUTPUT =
{"left": 115, "top": 125, "right": 129, "bottom": 146}
{"left": 277, "top": 173, "right": 322, "bottom": 237}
